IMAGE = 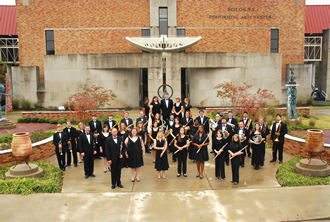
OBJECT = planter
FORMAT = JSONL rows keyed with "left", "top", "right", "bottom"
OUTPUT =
{"left": 305, "top": 129, "right": 325, "bottom": 153}
{"left": 11, "top": 132, "right": 33, "bottom": 161}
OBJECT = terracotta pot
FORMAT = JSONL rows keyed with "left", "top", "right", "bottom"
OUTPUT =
{"left": 305, "top": 129, "right": 325, "bottom": 153}
{"left": 11, "top": 132, "right": 33, "bottom": 161}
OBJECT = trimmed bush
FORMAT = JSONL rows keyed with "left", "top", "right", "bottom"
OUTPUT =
{"left": 294, "top": 118, "right": 302, "bottom": 125}
{"left": 31, "top": 117, "right": 40, "bottom": 123}
{"left": 34, "top": 102, "right": 41, "bottom": 109}
{"left": 309, "top": 119, "right": 316, "bottom": 127}
{"left": 302, "top": 114, "right": 309, "bottom": 118}
{"left": 12, "top": 99, "right": 20, "bottom": 109}
{"left": 306, "top": 97, "right": 313, "bottom": 106}
{"left": 296, "top": 99, "right": 302, "bottom": 106}
{"left": 289, "top": 124, "right": 315, "bottom": 131}
{"left": 21, "top": 99, "right": 31, "bottom": 110}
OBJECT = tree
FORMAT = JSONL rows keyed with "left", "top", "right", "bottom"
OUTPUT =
{"left": 0, "top": 62, "right": 6, "bottom": 83}
{"left": 66, "top": 84, "right": 116, "bottom": 123}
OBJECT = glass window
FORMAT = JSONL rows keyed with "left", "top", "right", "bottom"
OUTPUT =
{"left": 159, "top": 7, "right": 168, "bottom": 36}
{"left": 177, "top": 29, "right": 185, "bottom": 37}
{"left": 45, "top": 30, "right": 55, "bottom": 55}
{"left": 270, "top": 29, "right": 279, "bottom": 53}
{"left": 142, "top": 29, "right": 150, "bottom": 37}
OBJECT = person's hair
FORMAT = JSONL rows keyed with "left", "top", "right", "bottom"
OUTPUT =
{"left": 175, "top": 117, "right": 180, "bottom": 124}
{"left": 85, "top": 125, "right": 90, "bottom": 129}
{"left": 170, "top": 113, "right": 175, "bottom": 116}
{"left": 228, "top": 110, "right": 233, "bottom": 114}
{"left": 199, "top": 110, "right": 204, "bottom": 113}
{"left": 178, "top": 127, "right": 185, "bottom": 143}
{"left": 276, "top": 113, "right": 282, "bottom": 118}
{"left": 108, "top": 114, "right": 113, "bottom": 117}
{"left": 125, "top": 112, "right": 129, "bottom": 115}
{"left": 137, "top": 121, "right": 144, "bottom": 133}
{"left": 152, "top": 121, "right": 158, "bottom": 127}
{"left": 176, "top": 97, "right": 180, "bottom": 100}
{"left": 165, "top": 92, "right": 169, "bottom": 95}
{"left": 194, "top": 118, "right": 199, "bottom": 124}
{"left": 130, "top": 128, "right": 137, "bottom": 137}
{"left": 78, "top": 122, "right": 84, "bottom": 129}
{"left": 216, "top": 114, "right": 220, "bottom": 117}
{"left": 221, "top": 117, "right": 227, "bottom": 121}
{"left": 156, "top": 130, "right": 165, "bottom": 140}
{"left": 57, "top": 124, "right": 61, "bottom": 127}
{"left": 185, "top": 110, "right": 190, "bottom": 114}
{"left": 145, "top": 98, "right": 149, "bottom": 102}
{"left": 103, "top": 124, "right": 109, "bottom": 131}
{"left": 259, "top": 117, "right": 264, "bottom": 120}
{"left": 239, "top": 120, "right": 244, "bottom": 124}
{"left": 152, "top": 96, "right": 159, "bottom": 103}
{"left": 232, "top": 134, "right": 239, "bottom": 142}
{"left": 66, "top": 120, "right": 71, "bottom": 124}
{"left": 119, "top": 122, "right": 126, "bottom": 131}
{"left": 92, "top": 114, "right": 97, "bottom": 117}
{"left": 198, "top": 125, "right": 204, "bottom": 130}
{"left": 155, "top": 113, "right": 160, "bottom": 120}
{"left": 217, "top": 130, "right": 223, "bottom": 138}
{"left": 254, "top": 123, "right": 261, "bottom": 132}
{"left": 184, "top": 98, "right": 189, "bottom": 103}
{"left": 243, "top": 111, "right": 248, "bottom": 114}
{"left": 140, "top": 111, "right": 144, "bottom": 114}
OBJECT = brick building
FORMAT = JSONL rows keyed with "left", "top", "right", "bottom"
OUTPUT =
{"left": 10, "top": 0, "right": 321, "bottom": 108}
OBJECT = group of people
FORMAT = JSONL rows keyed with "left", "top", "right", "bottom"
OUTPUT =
{"left": 53, "top": 94, "right": 288, "bottom": 188}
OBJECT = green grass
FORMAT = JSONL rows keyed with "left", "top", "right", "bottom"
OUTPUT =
{"left": 0, "top": 161, "right": 64, "bottom": 195}
{"left": 309, "top": 106, "right": 330, "bottom": 109}
{"left": 276, "top": 156, "right": 330, "bottom": 187}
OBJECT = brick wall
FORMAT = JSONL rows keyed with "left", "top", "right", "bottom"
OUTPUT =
{"left": 284, "top": 137, "right": 330, "bottom": 164}
{"left": 206, "top": 108, "right": 310, "bottom": 116}
{"left": 22, "top": 110, "right": 125, "bottom": 120}
{"left": 0, "top": 141, "right": 55, "bottom": 167}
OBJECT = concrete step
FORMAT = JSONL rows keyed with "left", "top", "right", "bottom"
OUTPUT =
{"left": 299, "top": 159, "right": 328, "bottom": 170}
{"left": 5, "top": 163, "right": 43, "bottom": 179}
{"left": 295, "top": 159, "right": 330, "bottom": 177}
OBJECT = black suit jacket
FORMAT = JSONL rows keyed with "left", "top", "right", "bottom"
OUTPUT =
{"left": 105, "top": 136, "right": 126, "bottom": 164}
{"left": 219, "top": 124, "right": 233, "bottom": 143}
{"left": 79, "top": 133, "right": 95, "bottom": 156}
{"left": 63, "top": 127, "right": 77, "bottom": 146}
{"left": 240, "top": 118, "right": 253, "bottom": 131}
{"left": 89, "top": 120, "right": 102, "bottom": 134}
{"left": 161, "top": 99, "right": 173, "bottom": 117}
{"left": 227, "top": 117, "right": 238, "bottom": 129}
{"left": 166, "top": 118, "right": 175, "bottom": 131}
{"left": 53, "top": 131, "right": 68, "bottom": 153}
{"left": 121, "top": 118, "right": 133, "bottom": 129}
{"left": 104, "top": 120, "right": 118, "bottom": 130}
{"left": 270, "top": 121, "right": 288, "bottom": 144}
{"left": 196, "top": 116, "right": 210, "bottom": 134}
{"left": 180, "top": 117, "right": 193, "bottom": 127}
{"left": 237, "top": 127, "right": 250, "bottom": 147}
{"left": 260, "top": 123, "right": 270, "bottom": 136}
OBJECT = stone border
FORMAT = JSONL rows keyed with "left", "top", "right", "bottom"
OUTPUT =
{"left": 205, "top": 107, "right": 310, "bottom": 116}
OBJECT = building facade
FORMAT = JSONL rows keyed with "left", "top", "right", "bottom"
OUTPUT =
{"left": 12, "top": 0, "right": 309, "bottom": 108}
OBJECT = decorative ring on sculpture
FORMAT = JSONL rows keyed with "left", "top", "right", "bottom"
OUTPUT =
{"left": 157, "top": 84, "right": 173, "bottom": 99}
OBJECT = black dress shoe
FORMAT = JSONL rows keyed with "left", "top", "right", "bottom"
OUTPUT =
{"left": 210, "top": 151, "right": 215, "bottom": 154}
{"left": 226, "top": 162, "right": 230, "bottom": 166}
{"left": 177, "top": 174, "right": 181, "bottom": 177}
{"left": 85, "top": 175, "right": 89, "bottom": 179}
{"left": 62, "top": 168, "right": 66, "bottom": 171}
{"left": 111, "top": 185, "right": 115, "bottom": 189}
{"left": 74, "top": 164, "right": 77, "bottom": 167}
{"left": 240, "top": 164, "right": 244, "bottom": 168}
{"left": 173, "top": 160, "right": 176, "bottom": 163}
{"left": 279, "top": 160, "right": 283, "bottom": 164}
{"left": 117, "top": 184, "right": 123, "bottom": 188}
{"left": 90, "top": 174, "right": 96, "bottom": 177}
{"left": 270, "top": 159, "right": 276, "bottom": 163}
{"left": 65, "top": 164, "right": 71, "bottom": 167}
{"left": 248, "top": 155, "right": 252, "bottom": 158}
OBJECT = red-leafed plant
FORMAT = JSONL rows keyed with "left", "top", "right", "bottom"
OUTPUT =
{"left": 66, "top": 84, "right": 116, "bottom": 123}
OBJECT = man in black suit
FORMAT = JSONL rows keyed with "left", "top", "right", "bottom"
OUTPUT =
{"left": 121, "top": 112, "right": 133, "bottom": 130}
{"left": 240, "top": 111, "right": 253, "bottom": 157}
{"left": 53, "top": 124, "right": 68, "bottom": 171}
{"left": 104, "top": 114, "right": 118, "bottom": 132}
{"left": 259, "top": 117, "right": 270, "bottom": 166}
{"left": 136, "top": 111, "right": 148, "bottom": 131}
{"left": 227, "top": 110, "right": 238, "bottom": 129}
{"left": 180, "top": 110, "right": 193, "bottom": 135}
{"left": 160, "top": 92, "right": 173, "bottom": 124}
{"left": 219, "top": 118, "right": 233, "bottom": 165}
{"left": 270, "top": 114, "right": 288, "bottom": 164}
{"left": 196, "top": 110, "right": 209, "bottom": 134}
{"left": 238, "top": 121, "right": 250, "bottom": 167}
{"left": 63, "top": 121, "right": 78, "bottom": 167}
{"left": 89, "top": 114, "right": 102, "bottom": 159}
{"left": 210, "top": 114, "right": 221, "bottom": 153}
{"left": 79, "top": 125, "right": 97, "bottom": 179}
{"left": 105, "top": 128, "right": 125, "bottom": 189}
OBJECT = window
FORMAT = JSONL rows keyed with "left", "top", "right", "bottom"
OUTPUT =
{"left": 45, "top": 30, "right": 55, "bottom": 55}
{"left": 142, "top": 29, "right": 150, "bottom": 37}
{"left": 177, "top": 28, "right": 185, "bottom": 37}
{"left": 271, "top": 29, "right": 279, "bottom": 53}
{"left": 159, "top": 7, "right": 168, "bottom": 36}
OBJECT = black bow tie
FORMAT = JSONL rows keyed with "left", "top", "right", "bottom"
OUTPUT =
{"left": 113, "top": 137, "right": 117, "bottom": 139}
{"left": 86, "top": 133, "right": 89, "bottom": 135}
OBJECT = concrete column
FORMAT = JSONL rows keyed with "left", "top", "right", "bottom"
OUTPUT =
{"left": 148, "top": 67, "right": 163, "bottom": 98}
{"left": 320, "top": 29, "right": 330, "bottom": 99}
{"left": 165, "top": 52, "right": 181, "bottom": 100}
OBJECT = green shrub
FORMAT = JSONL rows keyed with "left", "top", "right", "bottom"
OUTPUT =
{"left": 309, "top": 119, "right": 316, "bottom": 127}
{"left": 294, "top": 118, "right": 302, "bottom": 125}
{"left": 21, "top": 99, "right": 31, "bottom": 110}
{"left": 34, "top": 102, "right": 41, "bottom": 109}
{"left": 206, "top": 111, "right": 217, "bottom": 120}
{"left": 0, "top": 133, "right": 13, "bottom": 143}
{"left": 30, "top": 130, "right": 53, "bottom": 143}
{"left": 17, "top": 118, "right": 25, "bottom": 123}
{"left": 296, "top": 99, "right": 302, "bottom": 106}
{"left": 49, "top": 119, "right": 58, "bottom": 124}
{"left": 38, "top": 118, "right": 47, "bottom": 123}
{"left": 276, "top": 156, "right": 330, "bottom": 187}
{"left": 266, "top": 105, "right": 276, "bottom": 116}
{"left": 282, "top": 112, "right": 287, "bottom": 117}
{"left": 12, "top": 99, "right": 20, "bottom": 109}
{"left": 306, "top": 97, "right": 313, "bottom": 106}
{"left": 288, "top": 124, "right": 315, "bottom": 131}
{"left": 283, "top": 117, "right": 290, "bottom": 126}
{"left": 31, "top": 117, "right": 40, "bottom": 123}
{"left": 57, "top": 118, "right": 66, "bottom": 124}
{"left": 0, "top": 161, "right": 64, "bottom": 195}
{"left": 302, "top": 114, "right": 308, "bottom": 118}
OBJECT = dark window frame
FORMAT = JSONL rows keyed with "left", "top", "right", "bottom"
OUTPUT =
{"left": 270, "top": 29, "right": 279, "bottom": 53}
{"left": 159, "top": 7, "right": 168, "bottom": 36}
{"left": 45, "top": 30, "right": 55, "bottom": 55}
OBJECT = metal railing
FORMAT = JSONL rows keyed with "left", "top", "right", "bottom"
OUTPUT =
{"left": 304, "top": 37, "right": 322, "bottom": 61}
{"left": 0, "top": 38, "right": 19, "bottom": 64}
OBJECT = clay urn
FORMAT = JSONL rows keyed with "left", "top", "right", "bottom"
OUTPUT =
{"left": 11, "top": 132, "right": 33, "bottom": 161}
{"left": 305, "top": 129, "right": 325, "bottom": 153}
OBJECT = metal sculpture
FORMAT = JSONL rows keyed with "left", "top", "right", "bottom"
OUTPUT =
{"left": 157, "top": 84, "right": 173, "bottom": 100}
{"left": 0, "top": 83, "right": 11, "bottom": 119}
{"left": 287, "top": 65, "right": 298, "bottom": 119}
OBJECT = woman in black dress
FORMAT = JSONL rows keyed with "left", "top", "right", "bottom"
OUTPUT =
{"left": 137, "top": 121, "right": 147, "bottom": 152}
{"left": 118, "top": 122, "right": 129, "bottom": 167}
{"left": 153, "top": 130, "right": 169, "bottom": 179}
{"left": 149, "top": 121, "right": 159, "bottom": 163}
{"left": 173, "top": 97, "right": 184, "bottom": 121}
{"left": 76, "top": 122, "right": 85, "bottom": 164}
{"left": 170, "top": 117, "right": 181, "bottom": 162}
{"left": 250, "top": 123, "right": 266, "bottom": 170}
{"left": 154, "top": 113, "right": 162, "bottom": 128}
{"left": 228, "top": 134, "right": 244, "bottom": 185}
{"left": 192, "top": 125, "right": 209, "bottom": 179}
{"left": 183, "top": 98, "right": 192, "bottom": 118}
{"left": 125, "top": 128, "right": 145, "bottom": 182}
{"left": 189, "top": 119, "right": 199, "bottom": 161}
{"left": 174, "top": 127, "right": 190, "bottom": 177}
{"left": 150, "top": 96, "right": 161, "bottom": 122}
{"left": 142, "top": 98, "right": 150, "bottom": 119}
{"left": 213, "top": 130, "right": 226, "bottom": 180}
{"left": 99, "top": 124, "right": 110, "bottom": 173}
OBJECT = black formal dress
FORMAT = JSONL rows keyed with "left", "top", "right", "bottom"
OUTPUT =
{"left": 154, "top": 139, "right": 169, "bottom": 171}
{"left": 150, "top": 102, "right": 161, "bottom": 120}
{"left": 76, "top": 129, "right": 84, "bottom": 162}
{"left": 219, "top": 124, "right": 234, "bottom": 165}
{"left": 193, "top": 132, "right": 209, "bottom": 161}
{"left": 213, "top": 138, "right": 226, "bottom": 179}
{"left": 118, "top": 131, "right": 128, "bottom": 167}
{"left": 189, "top": 125, "right": 199, "bottom": 160}
{"left": 173, "top": 102, "right": 183, "bottom": 121}
{"left": 183, "top": 103, "right": 192, "bottom": 115}
{"left": 260, "top": 123, "right": 270, "bottom": 165}
{"left": 121, "top": 118, "right": 134, "bottom": 129}
{"left": 126, "top": 137, "right": 144, "bottom": 168}
{"left": 104, "top": 120, "right": 118, "bottom": 131}
{"left": 138, "top": 130, "right": 147, "bottom": 152}
{"left": 171, "top": 124, "right": 181, "bottom": 161}
{"left": 88, "top": 120, "right": 102, "bottom": 158}
{"left": 53, "top": 131, "right": 68, "bottom": 170}
{"left": 270, "top": 121, "right": 288, "bottom": 162}
{"left": 143, "top": 103, "right": 150, "bottom": 118}
{"left": 251, "top": 131, "right": 265, "bottom": 169}
{"left": 63, "top": 126, "right": 77, "bottom": 166}
{"left": 240, "top": 118, "right": 253, "bottom": 156}
{"left": 196, "top": 116, "right": 210, "bottom": 134}
{"left": 237, "top": 127, "right": 249, "bottom": 167}
{"left": 150, "top": 127, "right": 159, "bottom": 150}
{"left": 176, "top": 135, "right": 189, "bottom": 175}
{"left": 160, "top": 99, "right": 173, "bottom": 123}
{"left": 99, "top": 132, "right": 110, "bottom": 158}
{"left": 79, "top": 132, "right": 96, "bottom": 176}
{"left": 211, "top": 120, "right": 221, "bottom": 152}
{"left": 105, "top": 135, "right": 125, "bottom": 186}
{"left": 229, "top": 141, "right": 243, "bottom": 183}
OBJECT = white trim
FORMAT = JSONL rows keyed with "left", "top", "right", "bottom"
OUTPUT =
{"left": 22, "top": 109, "right": 123, "bottom": 114}
{"left": 284, "top": 134, "right": 330, "bottom": 148}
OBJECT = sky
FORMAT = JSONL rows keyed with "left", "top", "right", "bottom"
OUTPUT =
{"left": 1, "top": 0, "right": 330, "bottom": 5}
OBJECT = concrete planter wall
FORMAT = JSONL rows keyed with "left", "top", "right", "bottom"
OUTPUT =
{"left": 0, "top": 136, "right": 55, "bottom": 167}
